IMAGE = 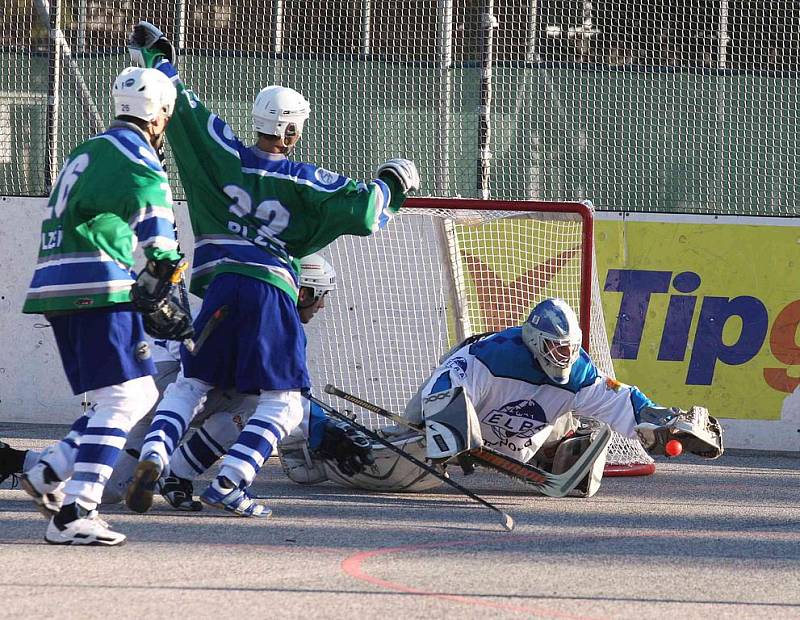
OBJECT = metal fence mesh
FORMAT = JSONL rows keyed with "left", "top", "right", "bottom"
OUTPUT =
{"left": 2, "top": 1, "right": 798, "bottom": 214}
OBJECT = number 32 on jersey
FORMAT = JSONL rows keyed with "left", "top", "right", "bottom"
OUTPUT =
{"left": 224, "top": 184, "right": 290, "bottom": 250}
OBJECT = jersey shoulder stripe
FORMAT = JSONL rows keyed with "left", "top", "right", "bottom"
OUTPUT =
{"left": 241, "top": 157, "right": 351, "bottom": 194}
{"left": 90, "top": 128, "right": 166, "bottom": 176}
{"left": 204, "top": 113, "right": 352, "bottom": 194}
{"left": 207, "top": 113, "right": 242, "bottom": 159}
{"left": 470, "top": 327, "right": 550, "bottom": 386}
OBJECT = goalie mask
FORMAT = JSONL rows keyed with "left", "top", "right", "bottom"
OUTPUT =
{"left": 112, "top": 67, "right": 176, "bottom": 122}
{"left": 299, "top": 253, "right": 336, "bottom": 303}
{"left": 252, "top": 85, "right": 311, "bottom": 140}
{"left": 521, "top": 298, "right": 582, "bottom": 385}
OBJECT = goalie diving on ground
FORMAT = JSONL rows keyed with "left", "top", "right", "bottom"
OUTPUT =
{"left": 280, "top": 298, "right": 723, "bottom": 509}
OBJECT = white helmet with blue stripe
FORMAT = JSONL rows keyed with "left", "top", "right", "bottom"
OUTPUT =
{"left": 521, "top": 298, "right": 583, "bottom": 384}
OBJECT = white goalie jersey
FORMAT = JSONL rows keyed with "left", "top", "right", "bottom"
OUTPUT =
{"left": 279, "top": 326, "right": 657, "bottom": 493}
{"left": 407, "top": 326, "right": 655, "bottom": 466}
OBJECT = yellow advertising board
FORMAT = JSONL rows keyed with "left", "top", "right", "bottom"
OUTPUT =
{"left": 595, "top": 213, "right": 800, "bottom": 421}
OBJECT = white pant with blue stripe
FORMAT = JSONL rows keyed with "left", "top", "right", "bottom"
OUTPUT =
{"left": 52, "top": 375, "right": 159, "bottom": 509}
{"left": 218, "top": 390, "right": 304, "bottom": 487}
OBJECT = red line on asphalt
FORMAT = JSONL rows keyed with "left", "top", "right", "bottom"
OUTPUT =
{"left": 341, "top": 537, "right": 606, "bottom": 620}
{"left": 341, "top": 528, "right": 799, "bottom": 617}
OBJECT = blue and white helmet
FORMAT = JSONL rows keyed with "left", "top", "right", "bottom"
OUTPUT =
{"left": 521, "top": 298, "right": 582, "bottom": 384}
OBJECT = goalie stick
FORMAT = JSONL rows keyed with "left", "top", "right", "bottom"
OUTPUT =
{"left": 305, "top": 393, "right": 515, "bottom": 532}
{"left": 324, "top": 384, "right": 421, "bottom": 430}
{"left": 323, "top": 383, "right": 613, "bottom": 498}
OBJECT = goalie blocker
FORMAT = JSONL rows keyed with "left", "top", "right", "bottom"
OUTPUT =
{"left": 421, "top": 386, "right": 482, "bottom": 460}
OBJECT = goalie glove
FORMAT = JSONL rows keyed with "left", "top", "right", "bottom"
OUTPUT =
{"left": 128, "top": 21, "right": 176, "bottom": 69}
{"left": 376, "top": 158, "right": 420, "bottom": 194}
{"left": 131, "top": 258, "right": 194, "bottom": 341}
{"left": 315, "top": 419, "right": 375, "bottom": 477}
{"left": 635, "top": 405, "right": 724, "bottom": 459}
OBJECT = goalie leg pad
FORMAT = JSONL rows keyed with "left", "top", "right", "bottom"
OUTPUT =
{"left": 324, "top": 432, "right": 443, "bottom": 492}
{"left": 466, "top": 418, "right": 612, "bottom": 498}
{"left": 278, "top": 432, "right": 328, "bottom": 485}
{"left": 423, "top": 386, "right": 483, "bottom": 460}
{"left": 551, "top": 418, "right": 611, "bottom": 497}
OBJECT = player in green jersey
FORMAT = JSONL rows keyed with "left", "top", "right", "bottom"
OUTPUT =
{"left": 125, "top": 21, "right": 419, "bottom": 517}
{"left": 20, "top": 66, "right": 193, "bottom": 545}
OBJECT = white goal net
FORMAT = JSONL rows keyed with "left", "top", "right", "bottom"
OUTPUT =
{"left": 305, "top": 197, "right": 655, "bottom": 475}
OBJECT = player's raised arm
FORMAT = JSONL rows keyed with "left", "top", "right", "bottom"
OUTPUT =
{"left": 128, "top": 21, "right": 247, "bottom": 206}
{"left": 293, "top": 157, "right": 420, "bottom": 251}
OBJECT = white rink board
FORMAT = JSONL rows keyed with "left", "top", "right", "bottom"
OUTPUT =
{"left": 0, "top": 196, "right": 197, "bottom": 424}
{"left": 0, "top": 196, "right": 791, "bottom": 452}
{"left": 0, "top": 196, "right": 431, "bottom": 425}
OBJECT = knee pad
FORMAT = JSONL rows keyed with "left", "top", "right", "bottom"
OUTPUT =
{"left": 158, "top": 374, "right": 213, "bottom": 424}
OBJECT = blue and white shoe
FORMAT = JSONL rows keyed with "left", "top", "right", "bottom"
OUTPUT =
{"left": 125, "top": 452, "right": 163, "bottom": 514}
{"left": 199, "top": 477, "right": 272, "bottom": 518}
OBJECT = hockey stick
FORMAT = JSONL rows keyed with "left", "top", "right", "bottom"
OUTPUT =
{"left": 324, "top": 384, "right": 421, "bottom": 431}
{"left": 305, "top": 393, "right": 515, "bottom": 532}
{"left": 186, "top": 305, "right": 228, "bottom": 355}
{"left": 323, "top": 384, "right": 613, "bottom": 498}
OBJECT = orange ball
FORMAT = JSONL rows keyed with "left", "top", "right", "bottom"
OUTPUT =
{"left": 665, "top": 439, "right": 683, "bottom": 457}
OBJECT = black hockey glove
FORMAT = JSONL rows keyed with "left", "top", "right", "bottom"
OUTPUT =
{"left": 141, "top": 293, "right": 194, "bottom": 341}
{"left": 131, "top": 258, "right": 194, "bottom": 341}
{"left": 129, "top": 21, "right": 176, "bottom": 68}
{"left": 317, "top": 419, "right": 375, "bottom": 477}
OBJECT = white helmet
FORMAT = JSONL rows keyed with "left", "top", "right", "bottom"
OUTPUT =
{"left": 299, "top": 253, "right": 336, "bottom": 301}
{"left": 252, "top": 85, "right": 310, "bottom": 139}
{"left": 521, "top": 298, "right": 583, "bottom": 385}
{"left": 112, "top": 66, "right": 176, "bottom": 122}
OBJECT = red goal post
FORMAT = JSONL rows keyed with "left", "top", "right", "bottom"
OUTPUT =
{"left": 305, "top": 196, "right": 655, "bottom": 477}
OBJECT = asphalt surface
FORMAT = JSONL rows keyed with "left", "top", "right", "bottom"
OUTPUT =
{"left": 1, "top": 427, "right": 799, "bottom": 620}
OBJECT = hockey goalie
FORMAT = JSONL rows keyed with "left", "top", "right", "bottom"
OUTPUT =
{"left": 281, "top": 297, "right": 724, "bottom": 497}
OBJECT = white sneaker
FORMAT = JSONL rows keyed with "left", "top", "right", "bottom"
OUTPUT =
{"left": 45, "top": 511, "right": 126, "bottom": 546}
{"left": 21, "top": 461, "right": 65, "bottom": 518}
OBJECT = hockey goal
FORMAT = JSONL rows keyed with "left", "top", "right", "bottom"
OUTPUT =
{"left": 305, "top": 197, "right": 655, "bottom": 476}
